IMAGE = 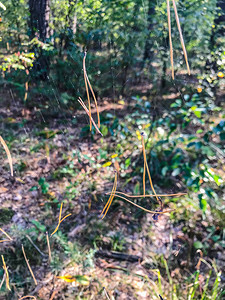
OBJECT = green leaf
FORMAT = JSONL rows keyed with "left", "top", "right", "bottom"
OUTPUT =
{"left": 193, "top": 241, "right": 204, "bottom": 249}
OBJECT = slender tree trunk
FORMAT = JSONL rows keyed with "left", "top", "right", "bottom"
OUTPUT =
{"left": 28, "top": 0, "right": 50, "bottom": 80}
{"left": 143, "top": 0, "right": 157, "bottom": 62}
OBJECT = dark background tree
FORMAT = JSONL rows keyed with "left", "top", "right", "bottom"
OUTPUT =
{"left": 28, "top": 0, "right": 50, "bottom": 80}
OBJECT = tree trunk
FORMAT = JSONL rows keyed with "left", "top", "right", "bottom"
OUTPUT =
{"left": 28, "top": 0, "right": 50, "bottom": 80}
{"left": 143, "top": 0, "right": 157, "bottom": 62}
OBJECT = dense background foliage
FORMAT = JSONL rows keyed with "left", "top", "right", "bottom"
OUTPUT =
{"left": 0, "top": 0, "right": 225, "bottom": 299}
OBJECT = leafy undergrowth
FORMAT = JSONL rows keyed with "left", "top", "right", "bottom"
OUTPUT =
{"left": 0, "top": 89, "right": 225, "bottom": 299}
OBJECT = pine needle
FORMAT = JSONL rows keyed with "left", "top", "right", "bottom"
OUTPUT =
{"left": 167, "top": 0, "right": 174, "bottom": 79}
{"left": 0, "top": 135, "right": 13, "bottom": 176}
{"left": 51, "top": 203, "right": 71, "bottom": 237}
{"left": 46, "top": 232, "right": 51, "bottom": 263}
{"left": 100, "top": 171, "right": 118, "bottom": 219}
{"left": 78, "top": 97, "right": 103, "bottom": 136}
{"left": 110, "top": 191, "right": 186, "bottom": 198}
{"left": 141, "top": 134, "right": 161, "bottom": 206}
{"left": 0, "top": 227, "right": 12, "bottom": 241}
{"left": 83, "top": 52, "right": 92, "bottom": 130}
{"left": 1, "top": 255, "right": 10, "bottom": 290}
{"left": 113, "top": 194, "right": 174, "bottom": 215}
{"left": 22, "top": 245, "right": 37, "bottom": 285}
{"left": 85, "top": 67, "right": 100, "bottom": 128}
{"left": 172, "top": 0, "right": 190, "bottom": 75}
{"left": 18, "top": 296, "right": 37, "bottom": 300}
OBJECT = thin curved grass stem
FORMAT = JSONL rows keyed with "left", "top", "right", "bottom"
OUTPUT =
{"left": 21, "top": 245, "right": 37, "bottom": 285}
{"left": 51, "top": 203, "right": 71, "bottom": 237}
{"left": 141, "top": 135, "right": 160, "bottom": 205}
{"left": 100, "top": 172, "right": 117, "bottom": 219}
{"left": 142, "top": 136, "right": 146, "bottom": 196}
{"left": 0, "top": 135, "right": 13, "bottom": 176}
{"left": 167, "top": 0, "right": 174, "bottom": 79}
{"left": 172, "top": 0, "right": 190, "bottom": 75}
{"left": 100, "top": 172, "right": 117, "bottom": 217}
{"left": 114, "top": 194, "right": 174, "bottom": 215}
{"left": 110, "top": 191, "right": 186, "bottom": 198}
{"left": 83, "top": 52, "right": 92, "bottom": 130}
{"left": 85, "top": 73, "right": 100, "bottom": 128}
{"left": 0, "top": 227, "right": 12, "bottom": 241}
{"left": 78, "top": 97, "right": 103, "bottom": 136}
{"left": 1, "top": 255, "right": 10, "bottom": 290}
{"left": 59, "top": 214, "right": 72, "bottom": 224}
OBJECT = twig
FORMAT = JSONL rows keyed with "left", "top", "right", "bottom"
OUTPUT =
{"left": 0, "top": 135, "right": 13, "bottom": 176}
{"left": 46, "top": 232, "right": 51, "bottom": 263}
{"left": 96, "top": 250, "right": 143, "bottom": 263}
{"left": 22, "top": 245, "right": 37, "bottom": 285}
{"left": 1, "top": 255, "right": 10, "bottom": 290}
{"left": 25, "top": 235, "right": 46, "bottom": 257}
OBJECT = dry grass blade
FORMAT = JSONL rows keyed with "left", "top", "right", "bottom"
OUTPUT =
{"left": 85, "top": 68, "right": 100, "bottom": 128}
{"left": 111, "top": 191, "right": 186, "bottom": 198}
{"left": 51, "top": 202, "right": 71, "bottom": 237}
{"left": 46, "top": 232, "right": 51, "bottom": 263}
{"left": 167, "top": 0, "right": 174, "bottom": 79}
{"left": 141, "top": 134, "right": 161, "bottom": 206}
{"left": 0, "top": 135, "right": 13, "bottom": 176}
{"left": 18, "top": 296, "right": 37, "bottom": 300}
{"left": 78, "top": 97, "right": 103, "bottom": 136}
{"left": 113, "top": 194, "right": 174, "bottom": 215}
{"left": 172, "top": 0, "right": 190, "bottom": 75}
{"left": 0, "top": 227, "right": 12, "bottom": 241}
{"left": 103, "top": 287, "right": 111, "bottom": 300}
{"left": 22, "top": 245, "right": 37, "bottom": 285}
{"left": 100, "top": 172, "right": 118, "bottom": 219}
{"left": 0, "top": 272, "right": 6, "bottom": 290}
{"left": 83, "top": 52, "right": 92, "bottom": 130}
{"left": 1, "top": 255, "right": 11, "bottom": 290}
{"left": 0, "top": 239, "right": 11, "bottom": 243}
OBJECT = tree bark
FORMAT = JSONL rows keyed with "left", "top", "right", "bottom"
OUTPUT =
{"left": 143, "top": 0, "right": 157, "bottom": 62}
{"left": 28, "top": 0, "right": 50, "bottom": 80}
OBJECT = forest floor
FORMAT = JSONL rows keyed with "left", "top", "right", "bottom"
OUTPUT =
{"left": 0, "top": 86, "right": 225, "bottom": 299}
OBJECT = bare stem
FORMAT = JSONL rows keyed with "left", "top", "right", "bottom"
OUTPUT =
{"left": 172, "top": 0, "right": 190, "bottom": 75}
{"left": 167, "top": 0, "right": 174, "bottom": 79}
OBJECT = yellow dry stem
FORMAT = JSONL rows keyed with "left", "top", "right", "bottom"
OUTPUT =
{"left": 78, "top": 97, "right": 103, "bottom": 136}
{"left": 1, "top": 255, "right": 10, "bottom": 291}
{"left": 22, "top": 245, "right": 37, "bottom": 285}
{"left": 51, "top": 203, "right": 71, "bottom": 237}
{"left": 172, "top": 0, "right": 190, "bottom": 75}
{"left": 85, "top": 71, "right": 100, "bottom": 128}
{"left": 0, "top": 227, "right": 12, "bottom": 241}
{"left": 100, "top": 172, "right": 118, "bottom": 219}
{"left": 111, "top": 191, "right": 186, "bottom": 198}
{"left": 0, "top": 135, "right": 13, "bottom": 176}
{"left": 18, "top": 296, "right": 37, "bottom": 300}
{"left": 141, "top": 135, "right": 161, "bottom": 206}
{"left": 113, "top": 194, "right": 174, "bottom": 215}
{"left": 167, "top": 0, "right": 174, "bottom": 79}
{"left": 83, "top": 52, "right": 92, "bottom": 130}
{"left": 46, "top": 232, "right": 51, "bottom": 263}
